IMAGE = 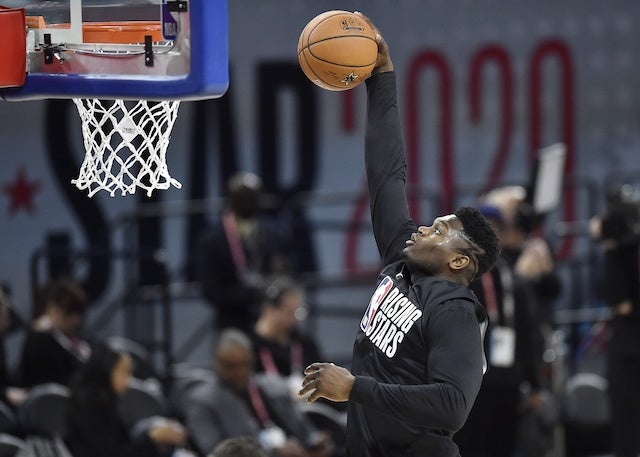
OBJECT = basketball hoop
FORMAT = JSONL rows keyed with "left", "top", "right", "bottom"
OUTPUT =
{"left": 72, "top": 98, "right": 181, "bottom": 197}
{"left": 5, "top": 2, "right": 229, "bottom": 197}
{"left": 60, "top": 20, "right": 184, "bottom": 197}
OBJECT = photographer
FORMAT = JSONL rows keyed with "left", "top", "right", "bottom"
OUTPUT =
{"left": 590, "top": 183, "right": 640, "bottom": 457}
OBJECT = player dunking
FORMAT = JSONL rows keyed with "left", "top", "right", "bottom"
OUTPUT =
{"left": 298, "top": 13, "right": 500, "bottom": 457}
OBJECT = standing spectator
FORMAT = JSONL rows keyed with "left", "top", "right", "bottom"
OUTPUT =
{"left": 19, "top": 278, "right": 91, "bottom": 387}
{"left": 197, "top": 172, "right": 292, "bottom": 333}
{"left": 590, "top": 184, "right": 640, "bottom": 457}
{"left": 483, "top": 185, "right": 561, "bottom": 327}
{"left": 182, "top": 328, "right": 333, "bottom": 457}
{"left": 454, "top": 205, "right": 544, "bottom": 457}
{"left": 0, "top": 289, "right": 27, "bottom": 408}
{"left": 298, "top": 15, "right": 500, "bottom": 457}
{"left": 65, "top": 343, "right": 187, "bottom": 457}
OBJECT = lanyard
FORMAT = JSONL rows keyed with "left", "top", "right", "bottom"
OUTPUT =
{"left": 222, "top": 211, "right": 247, "bottom": 273}
{"left": 481, "top": 264, "right": 515, "bottom": 327}
{"left": 258, "top": 342, "right": 303, "bottom": 376}
{"left": 247, "top": 381, "right": 273, "bottom": 428}
{"left": 481, "top": 272, "right": 499, "bottom": 323}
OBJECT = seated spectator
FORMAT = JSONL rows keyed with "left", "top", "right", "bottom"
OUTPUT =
{"left": 0, "top": 289, "right": 27, "bottom": 409}
{"left": 19, "top": 278, "right": 91, "bottom": 387}
{"left": 65, "top": 343, "right": 187, "bottom": 457}
{"left": 251, "top": 276, "right": 322, "bottom": 390}
{"left": 182, "top": 328, "right": 333, "bottom": 457}
{"left": 209, "top": 437, "right": 267, "bottom": 457}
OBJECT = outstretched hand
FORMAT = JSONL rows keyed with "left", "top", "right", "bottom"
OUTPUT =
{"left": 298, "top": 362, "right": 355, "bottom": 403}
{"left": 354, "top": 11, "right": 394, "bottom": 74}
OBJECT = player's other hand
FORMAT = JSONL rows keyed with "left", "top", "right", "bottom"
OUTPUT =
{"left": 353, "top": 11, "right": 393, "bottom": 74}
{"left": 298, "top": 362, "right": 355, "bottom": 403}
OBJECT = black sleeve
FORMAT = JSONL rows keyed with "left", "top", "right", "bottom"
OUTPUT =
{"left": 349, "top": 300, "right": 484, "bottom": 432}
{"left": 514, "top": 277, "right": 542, "bottom": 390}
{"left": 364, "top": 72, "right": 416, "bottom": 266}
{"left": 601, "top": 244, "right": 640, "bottom": 308}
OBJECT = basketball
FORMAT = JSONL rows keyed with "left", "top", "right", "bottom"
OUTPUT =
{"left": 297, "top": 10, "right": 378, "bottom": 91}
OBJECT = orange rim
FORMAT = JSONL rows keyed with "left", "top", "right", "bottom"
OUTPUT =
{"left": 45, "top": 21, "right": 163, "bottom": 44}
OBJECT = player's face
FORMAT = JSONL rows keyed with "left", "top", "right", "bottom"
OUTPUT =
{"left": 403, "top": 215, "right": 470, "bottom": 276}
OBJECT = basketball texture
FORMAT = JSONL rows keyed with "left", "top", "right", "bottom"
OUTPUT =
{"left": 297, "top": 11, "right": 378, "bottom": 91}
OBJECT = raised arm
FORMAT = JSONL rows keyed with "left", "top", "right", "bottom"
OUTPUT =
{"left": 363, "top": 24, "right": 416, "bottom": 266}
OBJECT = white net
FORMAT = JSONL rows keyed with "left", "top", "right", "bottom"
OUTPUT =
{"left": 72, "top": 98, "right": 182, "bottom": 197}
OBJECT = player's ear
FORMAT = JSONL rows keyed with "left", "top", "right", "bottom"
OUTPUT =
{"left": 449, "top": 253, "right": 470, "bottom": 271}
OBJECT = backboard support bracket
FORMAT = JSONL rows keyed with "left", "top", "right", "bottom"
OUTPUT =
{"left": 144, "top": 36, "right": 154, "bottom": 67}
{"left": 167, "top": 1, "right": 188, "bottom": 13}
{"left": 43, "top": 34, "right": 53, "bottom": 64}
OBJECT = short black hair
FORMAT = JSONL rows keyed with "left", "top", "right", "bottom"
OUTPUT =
{"left": 33, "top": 278, "right": 88, "bottom": 320}
{"left": 454, "top": 206, "right": 500, "bottom": 280}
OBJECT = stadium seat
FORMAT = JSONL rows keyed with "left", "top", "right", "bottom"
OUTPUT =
{"left": 18, "top": 383, "right": 70, "bottom": 438}
{"left": 168, "top": 367, "right": 216, "bottom": 418}
{"left": 563, "top": 372, "right": 613, "bottom": 456}
{"left": 0, "top": 401, "right": 17, "bottom": 435}
{"left": 0, "top": 433, "right": 27, "bottom": 457}
{"left": 299, "top": 402, "right": 347, "bottom": 456}
{"left": 117, "top": 377, "right": 169, "bottom": 430}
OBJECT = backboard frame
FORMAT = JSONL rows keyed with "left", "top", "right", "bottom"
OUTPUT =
{"left": 0, "top": 0, "right": 228, "bottom": 101}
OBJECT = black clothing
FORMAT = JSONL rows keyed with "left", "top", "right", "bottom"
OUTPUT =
{"left": 607, "top": 317, "right": 640, "bottom": 457}
{"left": 602, "top": 243, "right": 640, "bottom": 457}
{"left": 345, "top": 72, "right": 487, "bottom": 457}
{"left": 197, "top": 213, "right": 290, "bottom": 333}
{"left": 456, "top": 383, "right": 520, "bottom": 457}
{"left": 470, "top": 261, "right": 541, "bottom": 391}
{"left": 601, "top": 243, "right": 640, "bottom": 320}
{"left": 502, "top": 246, "right": 561, "bottom": 326}
{"left": 19, "top": 330, "right": 85, "bottom": 387}
{"left": 250, "top": 329, "right": 322, "bottom": 377}
{"left": 0, "top": 340, "right": 10, "bottom": 406}
{"left": 455, "top": 259, "right": 541, "bottom": 457}
{"left": 65, "top": 396, "right": 159, "bottom": 457}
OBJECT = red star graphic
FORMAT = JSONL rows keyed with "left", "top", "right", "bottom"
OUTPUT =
{"left": 3, "top": 167, "right": 41, "bottom": 216}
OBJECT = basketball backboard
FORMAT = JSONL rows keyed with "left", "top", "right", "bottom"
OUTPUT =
{"left": 0, "top": 0, "right": 228, "bottom": 101}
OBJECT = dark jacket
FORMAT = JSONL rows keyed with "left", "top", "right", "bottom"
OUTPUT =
{"left": 19, "top": 330, "right": 85, "bottom": 388}
{"left": 183, "top": 374, "right": 320, "bottom": 456}
{"left": 345, "top": 72, "right": 487, "bottom": 457}
{"left": 65, "top": 395, "right": 158, "bottom": 457}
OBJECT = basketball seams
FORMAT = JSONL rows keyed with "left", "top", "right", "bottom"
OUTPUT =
{"left": 299, "top": 48, "right": 345, "bottom": 90}
{"left": 305, "top": 11, "right": 350, "bottom": 50}
{"left": 300, "top": 37, "right": 377, "bottom": 67}
{"left": 297, "top": 10, "right": 377, "bottom": 91}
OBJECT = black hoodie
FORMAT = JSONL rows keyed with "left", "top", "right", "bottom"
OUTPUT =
{"left": 344, "top": 72, "right": 487, "bottom": 457}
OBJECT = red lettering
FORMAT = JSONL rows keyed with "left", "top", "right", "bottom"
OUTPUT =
{"left": 529, "top": 40, "right": 575, "bottom": 258}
